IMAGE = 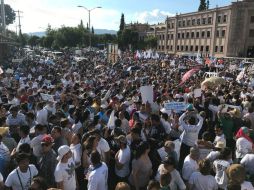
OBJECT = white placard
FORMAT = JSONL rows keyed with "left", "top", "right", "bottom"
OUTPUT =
{"left": 194, "top": 89, "right": 202, "bottom": 98}
{"left": 40, "top": 93, "right": 54, "bottom": 102}
{"left": 6, "top": 68, "right": 14, "bottom": 74}
{"left": 12, "top": 59, "right": 23, "bottom": 63}
{"left": 140, "top": 86, "right": 153, "bottom": 104}
{"left": 164, "top": 102, "right": 187, "bottom": 111}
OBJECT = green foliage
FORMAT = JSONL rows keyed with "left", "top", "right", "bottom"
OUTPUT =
{"left": 119, "top": 13, "right": 125, "bottom": 31}
{"left": 118, "top": 29, "right": 139, "bottom": 50}
{"left": 206, "top": 0, "right": 210, "bottom": 9}
{"left": 92, "top": 26, "right": 94, "bottom": 34}
{"left": 0, "top": 4, "right": 16, "bottom": 25}
{"left": 198, "top": 0, "right": 207, "bottom": 11}
{"left": 144, "top": 36, "right": 158, "bottom": 49}
{"left": 28, "top": 35, "right": 40, "bottom": 47}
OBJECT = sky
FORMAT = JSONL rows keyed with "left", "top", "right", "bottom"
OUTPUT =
{"left": 5, "top": 0, "right": 232, "bottom": 34}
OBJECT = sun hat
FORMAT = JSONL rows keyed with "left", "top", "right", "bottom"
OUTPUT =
{"left": 215, "top": 141, "right": 225, "bottom": 149}
{"left": 57, "top": 145, "right": 71, "bottom": 161}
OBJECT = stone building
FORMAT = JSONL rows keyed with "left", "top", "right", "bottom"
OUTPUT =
{"left": 137, "top": 0, "right": 254, "bottom": 57}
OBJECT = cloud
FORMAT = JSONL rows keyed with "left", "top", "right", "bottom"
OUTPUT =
{"left": 5, "top": 0, "right": 121, "bottom": 33}
{"left": 132, "top": 9, "right": 175, "bottom": 24}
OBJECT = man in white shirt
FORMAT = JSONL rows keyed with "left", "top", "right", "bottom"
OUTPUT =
{"left": 30, "top": 125, "right": 47, "bottom": 159}
{"left": 214, "top": 125, "right": 226, "bottom": 147}
{"left": 179, "top": 108, "right": 203, "bottom": 170}
{"left": 54, "top": 145, "right": 76, "bottom": 190}
{"left": 17, "top": 125, "right": 31, "bottom": 151}
{"left": 115, "top": 135, "right": 131, "bottom": 183}
{"left": 36, "top": 102, "right": 48, "bottom": 126}
{"left": 182, "top": 147, "right": 199, "bottom": 182}
{"left": 241, "top": 153, "right": 254, "bottom": 175}
{"left": 87, "top": 151, "right": 108, "bottom": 190}
{"left": 5, "top": 153, "right": 38, "bottom": 190}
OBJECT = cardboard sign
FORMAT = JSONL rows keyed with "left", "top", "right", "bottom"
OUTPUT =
{"left": 164, "top": 102, "right": 187, "bottom": 111}
{"left": 12, "top": 59, "right": 23, "bottom": 63}
{"left": 140, "top": 86, "right": 153, "bottom": 104}
{"left": 194, "top": 89, "right": 202, "bottom": 98}
{"left": 40, "top": 93, "right": 54, "bottom": 102}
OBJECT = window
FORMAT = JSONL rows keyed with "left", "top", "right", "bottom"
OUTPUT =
{"left": 195, "top": 46, "right": 199, "bottom": 51}
{"left": 215, "top": 46, "right": 218, "bottom": 52}
{"left": 183, "top": 20, "right": 186, "bottom": 27}
{"left": 222, "top": 30, "right": 226, "bottom": 37}
{"left": 249, "top": 29, "right": 254, "bottom": 37}
{"left": 197, "top": 19, "right": 201, "bottom": 25}
{"left": 192, "top": 19, "right": 195, "bottom": 26}
{"left": 190, "top": 46, "right": 193, "bottom": 51}
{"left": 171, "top": 34, "right": 174, "bottom": 39}
{"left": 223, "top": 15, "right": 227, "bottom": 22}
{"left": 172, "top": 23, "right": 174, "bottom": 28}
{"left": 187, "top": 20, "right": 191, "bottom": 26}
{"left": 251, "top": 16, "right": 254, "bottom": 23}
{"left": 167, "top": 34, "right": 169, "bottom": 39}
{"left": 162, "top": 46, "right": 164, "bottom": 50}
{"left": 185, "top": 46, "right": 188, "bottom": 51}
{"left": 186, "top": 32, "right": 190, "bottom": 38}
{"left": 220, "top": 46, "right": 224, "bottom": 52}
{"left": 218, "top": 16, "right": 221, "bottom": 23}
{"left": 196, "top": 32, "right": 200, "bottom": 38}
{"left": 167, "top": 45, "right": 169, "bottom": 49}
{"left": 181, "top": 46, "right": 184, "bottom": 51}
{"left": 202, "top": 18, "right": 206, "bottom": 25}
{"left": 177, "top": 46, "right": 180, "bottom": 51}
{"left": 208, "top": 17, "right": 212, "bottom": 24}
{"left": 200, "top": 46, "right": 204, "bottom": 51}
{"left": 206, "top": 46, "right": 209, "bottom": 52}
{"left": 207, "top": 31, "right": 211, "bottom": 38}
{"left": 158, "top": 45, "right": 161, "bottom": 50}
{"left": 201, "top": 31, "right": 205, "bottom": 38}
{"left": 178, "top": 33, "right": 181, "bottom": 38}
{"left": 162, "top": 35, "right": 165, "bottom": 40}
{"left": 216, "top": 30, "right": 220, "bottom": 37}
{"left": 191, "top": 32, "right": 195, "bottom": 38}
{"left": 182, "top": 33, "right": 185, "bottom": 38}
{"left": 170, "top": 45, "right": 173, "bottom": 51}
{"left": 178, "top": 21, "right": 182, "bottom": 27}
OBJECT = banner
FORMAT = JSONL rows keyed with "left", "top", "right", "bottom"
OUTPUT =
{"left": 12, "top": 59, "right": 23, "bottom": 63}
{"left": 140, "top": 86, "right": 153, "bottom": 104}
{"left": 164, "top": 102, "right": 187, "bottom": 111}
{"left": 194, "top": 89, "right": 202, "bottom": 98}
{"left": 40, "top": 93, "right": 54, "bottom": 102}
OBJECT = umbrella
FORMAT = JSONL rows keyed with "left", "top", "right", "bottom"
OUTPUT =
{"left": 201, "top": 76, "right": 226, "bottom": 89}
{"left": 180, "top": 68, "right": 200, "bottom": 85}
{"left": 218, "top": 72, "right": 236, "bottom": 79}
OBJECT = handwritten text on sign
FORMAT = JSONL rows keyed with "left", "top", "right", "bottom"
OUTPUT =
{"left": 164, "top": 102, "right": 187, "bottom": 111}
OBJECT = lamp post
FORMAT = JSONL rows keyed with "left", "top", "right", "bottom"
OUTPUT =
{"left": 77, "top": 5, "right": 101, "bottom": 49}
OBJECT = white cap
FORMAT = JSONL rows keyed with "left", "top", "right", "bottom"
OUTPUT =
{"left": 57, "top": 145, "right": 71, "bottom": 161}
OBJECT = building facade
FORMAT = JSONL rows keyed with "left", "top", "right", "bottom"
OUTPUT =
{"left": 141, "top": 0, "right": 254, "bottom": 57}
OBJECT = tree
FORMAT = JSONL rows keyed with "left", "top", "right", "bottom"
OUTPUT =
{"left": 78, "top": 20, "right": 84, "bottom": 29}
{"left": 119, "top": 13, "right": 125, "bottom": 32}
{"left": 206, "top": 0, "right": 210, "bottom": 10}
{"left": 91, "top": 26, "right": 94, "bottom": 34}
{"left": 86, "top": 23, "right": 89, "bottom": 30}
{"left": 28, "top": 35, "right": 40, "bottom": 47}
{"left": 0, "top": 4, "right": 16, "bottom": 25}
{"left": 198, "top": 0, "right": 207, "bottom": 11}
{"left": 144, "top": 36, "right": 158, "bottom": 49}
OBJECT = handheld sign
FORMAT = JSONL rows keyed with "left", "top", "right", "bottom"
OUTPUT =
{"left": 140, "top": 86, "right": 153, "bottom": 104}
{"left": 40, "top": 93, "right": 54, "bottom": 102}
{"left": 194, "top": 89, "right": 202, "bottom": 98}
{"left": 164, "top": 102, "right": 187, "bottom": 111}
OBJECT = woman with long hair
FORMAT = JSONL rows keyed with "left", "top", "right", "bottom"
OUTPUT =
{"left": 129, "top": 141, "right": 152, "bottom": 190}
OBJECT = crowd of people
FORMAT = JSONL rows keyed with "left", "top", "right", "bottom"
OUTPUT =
{"left": 0, "top": 48, "right": 254, "bottom": 190}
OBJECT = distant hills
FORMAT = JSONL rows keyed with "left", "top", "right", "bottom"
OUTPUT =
{"left": 28, "top": 29, "right": 117, "bottom": 37}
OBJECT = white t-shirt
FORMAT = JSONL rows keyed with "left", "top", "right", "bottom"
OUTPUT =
{"left": 241, "top": 181, "right": 254, "bottom": 190}
{"left": 30, "top": 134, "right": 44, "bottom": 158}
{"left": 88, "top": 162, "right": 108, "bottom": 190}
{"left": 236, "top": 137, "right": 253, "bottom": 159}
{"left": 182, "top": 155, "right": 199, "bottom": 181}
{"left": 213, "top": 159, "right": 230, "bottom": 189}
{"left": 5, "top": 165, "right": 38, "bottom": 190}
{"left": 214, "top": 134, "right": 226, "bottom": 146}
{"left": 17, "top": 136, "right": 31, "bottom": 151}
{"left": 72, "top": 122, "right": 82, "bottom": 134}
{"left": 206, "top": 151, "right": 220, "bottom": 162}
{"left": 70, "top": 144, "right": 82, "bottom": 168}
{"left": 241, "top": 154, "right": 254, "bottom": 175}
{"left": 54, "top": 158, "right": 76, "bottom": 190}
{"left": 189, "top": 172, "right": 218, "bottom": 190}
{"left": 36, "top": 108, "right": 48, "bottom": 125}
{"left": 97, "top": 138, "right": 110, "bottom": 162}
{"left": 155, "top": 165, "right": 186, "bottom": 190}
{"left": 115, "top": 146, "right": 131, "bottom": 177}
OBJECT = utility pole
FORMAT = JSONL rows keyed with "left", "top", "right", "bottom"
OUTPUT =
{"left": 1, "top": 0, "right": 6, "bottom": 36}
{"left": 15, "top": 10, "right": 23, "bottom": 36}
